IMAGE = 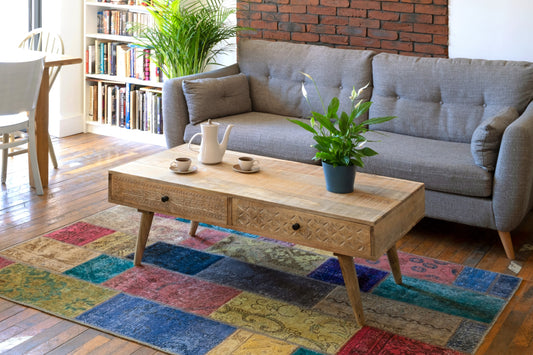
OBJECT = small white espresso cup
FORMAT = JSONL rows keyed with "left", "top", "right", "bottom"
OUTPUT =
{"left": 170, "top": 157, "right": 192, "bottom": 172}
{"left": 238, "top": 156, "right": 259, "bottom": 171}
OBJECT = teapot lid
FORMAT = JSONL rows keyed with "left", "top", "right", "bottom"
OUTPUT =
{"left": 203, "top": 119, "right": 218, "bottom": 126}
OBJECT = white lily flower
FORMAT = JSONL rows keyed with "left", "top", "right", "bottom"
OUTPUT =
{"left": 356, "top": 83, "right": 370, "bottom": 98}
{"left": 357, "top": 139, "right": 367, "bottom": 148}
{"left": 301, "top": 82, "right": 308, "bottom": 99}
{"left": 350, "top": 86, "right": 357, "bottom": 101}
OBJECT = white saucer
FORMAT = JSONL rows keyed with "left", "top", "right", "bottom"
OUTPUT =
{"left": 232, "top": 164, "right": 260, "bottom": 174}
{"left": 169, "top": 166, "right": 197, "bottom": 174}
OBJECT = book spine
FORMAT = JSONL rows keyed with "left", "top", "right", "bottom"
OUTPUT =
{"left": 125, "top": 84, "right": 131, "bottom": 129}
{"left": 143, "top": 49, "right": 150, "bottom": 81}
{"left": 99, "top": 42, "right": 105, "bottom": 74}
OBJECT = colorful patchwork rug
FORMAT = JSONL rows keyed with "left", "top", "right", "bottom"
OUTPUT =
{"left": 0, "top": 206, "right": 521, "bottom": 354}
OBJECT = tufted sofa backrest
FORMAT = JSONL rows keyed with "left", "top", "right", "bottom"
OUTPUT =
{"left": 370, "top": 53, "right": 533, "bottom": 143}
{"left": 237, "top": 39, "right": 376, "bottom": 120}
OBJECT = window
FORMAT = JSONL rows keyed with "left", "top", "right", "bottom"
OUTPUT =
{"left": 0, "top": 0, "right": 41, "bottom": 48}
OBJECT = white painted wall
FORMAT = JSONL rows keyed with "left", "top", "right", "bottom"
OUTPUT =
{"left": 449, "top": 0, "right": 533, "bottom": 61}
{"left": 43, "top": 0, "right": 84, "bottom": 137}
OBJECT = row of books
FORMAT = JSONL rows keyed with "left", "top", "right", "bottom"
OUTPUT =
{"left": 96, "top": 10, "right": 153, "bottom": 37}
{"left": 86, "top": 40, "right": 163, "bottom": 83}
{"left": 87, "top": 81, "right": 163, "bottom": 134}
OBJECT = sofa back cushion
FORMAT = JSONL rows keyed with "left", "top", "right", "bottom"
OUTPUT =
{"left": 182, "top": 73, "right": 252, "bottom": 125}
{"left": 370, "top": 53, "right": 533, "bottom": 143}
{"left": 238, "top": 39, "right": 376, "bottom": 119}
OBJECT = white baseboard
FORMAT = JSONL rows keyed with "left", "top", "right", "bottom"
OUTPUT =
{"left": 49, "top": 114, "right": 85, "bottom": 138}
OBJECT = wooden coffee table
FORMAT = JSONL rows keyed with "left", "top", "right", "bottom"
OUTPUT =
{"left": 108, "top": 144, "right": 425, "bottom": 326}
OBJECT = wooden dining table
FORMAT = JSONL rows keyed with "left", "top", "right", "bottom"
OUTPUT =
{"left": 33, "top": 53, "right": 82, "bottom": 188}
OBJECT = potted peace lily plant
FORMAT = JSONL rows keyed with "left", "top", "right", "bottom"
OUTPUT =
{"left": 288, "top": 73, "right": 395, "bottom": 193}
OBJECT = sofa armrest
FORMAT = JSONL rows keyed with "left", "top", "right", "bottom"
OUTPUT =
{"left": 162, "top": 63, "right": 241, "bottom": 148}
{"left": 493, "top": 101, "right": 533, "bottom": 231}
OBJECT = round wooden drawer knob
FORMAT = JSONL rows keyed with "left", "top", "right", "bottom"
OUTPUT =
{"left": 161, "top": 196, "right": 169, "bottom": 202}
{"left": 292, "top": 223, "right": 300, "bottom": 231}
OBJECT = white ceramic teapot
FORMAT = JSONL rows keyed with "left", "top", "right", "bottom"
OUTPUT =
{"left": 188, "top": 119, "right": 233, "bottom": 164}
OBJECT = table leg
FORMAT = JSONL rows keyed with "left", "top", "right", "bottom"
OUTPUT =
{"left": 134, "top": 210, "right": 154, "bottom": 266}
{"left": 33, "top": 68, "right": 50, "bottom": 188}
{"left": 387, "top": 244, "right": 403, "bottom": 285}
{"left": 189, "top": 221, "right": 199, "bottom": 236}
{"left": 335, "top": 253, "right": 365, "bottom": 326}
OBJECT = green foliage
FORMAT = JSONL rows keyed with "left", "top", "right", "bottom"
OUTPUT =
{"left": 288, "top": 73, "right": 395, "bottom": 167}
{"left": 134, "top": 0, "right": 241, "bottom": 78}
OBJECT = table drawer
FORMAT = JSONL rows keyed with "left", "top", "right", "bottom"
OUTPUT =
{"left": 232, "top": 198, "right": 372, "bottom": 256}
{"left": 109, "top": 174, "right": 227, "bottom": 225}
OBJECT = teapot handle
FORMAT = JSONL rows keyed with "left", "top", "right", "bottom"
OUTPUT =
{"left": 188, "top": 133, "right": 202, "bottom": 152}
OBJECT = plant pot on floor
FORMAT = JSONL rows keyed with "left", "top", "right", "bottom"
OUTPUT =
{"left": 322, "top": 162, "right": 356, "bottom": 194}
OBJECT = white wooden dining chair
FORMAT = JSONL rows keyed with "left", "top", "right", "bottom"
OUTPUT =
{"left": 0, "top": 52, "right": 45, "bottom": 195}
{"left": 13, "top": 28, "right": 65, "bottom": 169}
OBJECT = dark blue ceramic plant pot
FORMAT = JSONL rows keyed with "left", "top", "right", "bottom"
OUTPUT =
{"left": 322, "top": 162, "right": 356, "bottom": 194}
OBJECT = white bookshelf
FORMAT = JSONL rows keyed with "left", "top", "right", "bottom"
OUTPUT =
{"left": 83, "top": 0, "right": 166, "bottom": 146}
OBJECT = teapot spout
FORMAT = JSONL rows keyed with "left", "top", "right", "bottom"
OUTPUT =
{"left": 219, "top": 124, "right": 234, "bottom": 153}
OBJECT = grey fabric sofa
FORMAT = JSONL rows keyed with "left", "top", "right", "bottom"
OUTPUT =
{"left": 163, "top": 39, "right": 533, "bottom": 259}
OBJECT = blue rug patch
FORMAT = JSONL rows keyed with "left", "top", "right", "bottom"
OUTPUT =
{"left": 489, "top": 274, "right": 522, "bottom": 299}
{"left": 127, "top": 242, "right": 223, "bottom": 275}
{"left": 196, "top": 258, "right": 335, "bottom": 308}
{"left": 453, "top": 266, "right": 497, "bottom": 293}
{"left": 64, "top": 254, "right": 133, "bottom": 284}
{"left": 446, "top": 319, "right": 488, "bottom": 354}
{"left": 372, "top": 275, "right": 505, "bottom": 323}
{"left": 76, "top": 293, "right": 235, "bottom": 355}
{"left": 307, "top": 257, "right": 389, "bottom": 292}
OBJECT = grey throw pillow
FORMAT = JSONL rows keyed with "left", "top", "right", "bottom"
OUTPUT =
{"left": 182, "top": 73, "right": 252, "bottom": 125}
{"left": 471, "top": 107, "right": 519, "bottom": 171}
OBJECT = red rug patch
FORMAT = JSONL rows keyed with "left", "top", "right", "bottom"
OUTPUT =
{"left": 44, "top": 222, "right": 115, "bottom": 246}
{"left": 0, "top": 257, "right": 14, "bottom": 269}
{"left": 103, "top": 264, "right": 242, "bottom": 316}
{"left": 355, "top": 252, "right": 463, "bottom": 285}
{"left": 179, "top": 228, "right": 230, "bottom": 250}
{"left": 339, "top": 326, "right": 462, "bottom": 354}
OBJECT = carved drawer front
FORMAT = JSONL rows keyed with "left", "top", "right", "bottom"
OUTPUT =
{"left": 232, "top": 198, "right": 372, "bottom": 256}
{"left": 109, "top": 175, "right": 227, "bottom": 225}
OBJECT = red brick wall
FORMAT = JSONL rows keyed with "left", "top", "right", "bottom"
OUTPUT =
{"left": 237, "top": 0, "right": 448, "bottom": 57}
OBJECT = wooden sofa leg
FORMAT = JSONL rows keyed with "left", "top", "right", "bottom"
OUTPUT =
{"left": 498, "top": 231, "right": 515, "bottom": 259}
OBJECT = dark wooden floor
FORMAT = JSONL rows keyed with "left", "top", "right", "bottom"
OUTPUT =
{"left": 1, "top": 133, "right": 532, "bottom": 354}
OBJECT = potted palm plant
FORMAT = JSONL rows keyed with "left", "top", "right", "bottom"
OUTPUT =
{"left": 134, "top": 0, "right": 241, "bottom": 78}
{"left": 288, "top": 73, "right": 395, "bottom": 193}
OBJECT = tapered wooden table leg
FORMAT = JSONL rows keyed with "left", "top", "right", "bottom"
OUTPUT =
{"left": 134, "top": 210, "right": 154, "bottom": 266}
{"left": 189, "top": 221, "right": 199, "bottom": 236}
{"left": 387, "top": 244, "right": 403, "bottom": 284}
{"left": 335, "top": 253, "right": 365, "bottom": 327}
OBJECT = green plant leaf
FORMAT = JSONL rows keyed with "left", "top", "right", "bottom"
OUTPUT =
{"left": 287, "top": 119, "right": 317, "bottom": 135}
{"left": 327, "top": 97, "right": 340, "bottom": 119}
{"left": 339, "top": 111, "right": 349, "bottom": 135}
{"left": 365, "top": 115, "right": 396, "bottom": 126}
{"left": 312, "top": 112, "right": 338, "bottom": 134}
{"left": 360, "top": 147, "right": 378, "bottom": 157}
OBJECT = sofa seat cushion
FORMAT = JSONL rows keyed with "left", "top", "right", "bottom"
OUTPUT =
{"left": 184, "top": 112, "right": 318, "bottom": 165}
{"left": 360, "top": 131, "right": 493, "bottom": 197}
